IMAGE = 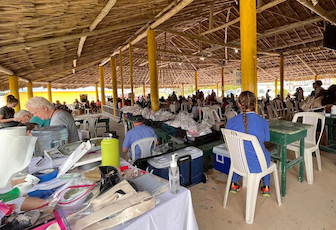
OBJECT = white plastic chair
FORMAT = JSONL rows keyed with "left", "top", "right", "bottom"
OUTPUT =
{"left": 83, "top": 118, "right": 98, "bottom": 138}
{"left": 181, "top": 102, "right": 190, "bottom": 112}
{"left": 286, "top": 112, "right": 325, "bottom": 184}
{"left": 285, "top": 100, "right": 295, "bottom": 120}
{"left": 294, "top": 101, "right": 300, "bottom": 113}
{"left": 130, "top": 137, "right": 157, "bottom": 160}
{"left": 211, "top": 104, "right": 225, "bottom": 120}
{"left": 258, "top": 104, "right": 266, "bottom": 119}
{"left": 208, "top": 109, "right": 225, "bottom": 131}
{"left": 267, "top": 105, "right": 280, "bottom": 119}
{"left": 198, "top": 107, "right": 210, "bottom": 122}
{"left": 221, "top": 128, "right": 282, "bottom": 224}
{"left": 224, "top": 104, "right": 237, "bottom": 121}
{"left": 275, "top": 100, "right": 286, "bottom": 118}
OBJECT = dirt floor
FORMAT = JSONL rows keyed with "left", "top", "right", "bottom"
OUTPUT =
{"left": 106, "top": 117, "right": 336, "bottom": 230}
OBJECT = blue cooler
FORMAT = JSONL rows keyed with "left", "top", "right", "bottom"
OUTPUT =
{"left": 148, "top": 146, "right": 203, "bottom": 186}
{"left": 213, "top": 144, "right": 231, "bottom": 174}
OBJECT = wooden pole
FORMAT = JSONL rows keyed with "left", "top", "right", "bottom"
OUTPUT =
{"left": 280, "top": 55, "right": 284, "bottom": 101}
{"left": 216, "top": 83, "right": 219, "bottom": 97}
{"left": 221, "top": 67, "right": 225, "bottom": 97}
{"left": 99, "top": 66, "right": 106, "bottom": 106}
{"left": 143, "top": 84, "right": 146, "bottom": 96}
{"left": 27, "top": 81, "right": 33, "bottom": 99}
{"left": 8, "top": 76, "right": 20, "bottom": 112}
{"left": 95, "top": 84, "right": 99, "bottom": 101}
{"left": 182, "top": 83, "right": 185, "bottom": 97}
{"left": 275, "top": 78, "right": 278, "bottom": 97}
{"left": 147, "top": 30, "right": 160, "bottom": 112}
{"left": 111, "top": 58, "right": 118, "bottom": 117}
{"left": 129, "top": 41, "right": 134, "bottom": 106}
{"left": 195, "top": 71, "right": 198, "bottom": 92}
{"left": 47, "top": 83, "right": 52, "bottom": 103}
{"left": 315, "top": 75, "right": 318, "bottom": 82}
{"left": 240, "top": 0, "right": 257, "bottom": 97}
{"left": 119, "top": 49, "right": 125, "bottom": 107}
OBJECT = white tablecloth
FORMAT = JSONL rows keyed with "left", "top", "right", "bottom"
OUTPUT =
{"left": 113, "top": 187, "right": 198, "bottom": 230}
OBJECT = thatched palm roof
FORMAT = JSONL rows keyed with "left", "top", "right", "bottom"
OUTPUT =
{"left": 0, "top": 0, "right": 335, "bottom": 91}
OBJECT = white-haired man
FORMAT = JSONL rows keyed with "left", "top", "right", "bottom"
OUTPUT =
{"left": 26, "top": 97, "right": 79, "bottom": 143}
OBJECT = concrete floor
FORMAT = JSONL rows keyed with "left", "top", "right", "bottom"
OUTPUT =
{"left": 101, "top": 117, "right": 336, "bottom": 230}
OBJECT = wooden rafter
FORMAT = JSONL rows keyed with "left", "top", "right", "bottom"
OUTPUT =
{"left": 296, "top": 0, "right": 336, "bottom": 25}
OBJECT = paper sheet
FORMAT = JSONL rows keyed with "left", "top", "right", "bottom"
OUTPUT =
{"left": 0, "top": 127, "right": 38, "bottom": 188}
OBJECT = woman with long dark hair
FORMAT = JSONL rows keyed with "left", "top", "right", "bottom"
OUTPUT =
{"left": 0, "top": 95, "right": 19, "bottom": 128}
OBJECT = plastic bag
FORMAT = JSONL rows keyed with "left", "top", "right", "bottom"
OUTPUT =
{"left": 39, "top": 179, "right": 100, "bottom": 212}
{"left": 152, "top": 143, "right": 169, "bottom": 156}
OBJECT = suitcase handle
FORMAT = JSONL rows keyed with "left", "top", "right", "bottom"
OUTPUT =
{"left": 216, "top": 154, "right": 224, "bottom": 164}
{"left": 177, "top": 155, "right": 192, "bottom": 186}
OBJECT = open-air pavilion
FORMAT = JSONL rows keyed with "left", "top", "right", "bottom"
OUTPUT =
{"left": 0, "top": 1, "right": 336, "bottom": 229}
{"left": 1, "top": 0, "right": 336, "bottom": 110}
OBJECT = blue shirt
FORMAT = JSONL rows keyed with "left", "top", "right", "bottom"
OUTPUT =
{"left": 225, "top": 112, "right": 270, "bottom": 172}
{"left": 123, "top": 125, "right": 157, "bottom": 160}
{"left": 30, "top": 116, "right": 50, "bottom": 127}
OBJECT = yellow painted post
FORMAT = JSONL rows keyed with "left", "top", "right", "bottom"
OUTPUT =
{"left": 129, "top": 41, "right": 134, "bottom": 106}
{"left": 99, "top": 66, "right": 106, "bottom": 107}
{"left": 111, "top": 58, "right": 118, "bottom": 117}
{"left": 8, "top": 76, "right": 20, "bottom": 111}
{"left": 221, "top": 67, "right": 225, "bottom": 97}
{"left": 195, "top": 71, "right": 198, "bottom": 92}
{"left": 182, "top": 83, "right": 185, "bottom": 97}
{"left": 216, "top": 83, "right": 219, "bottom": 97}
{"left": 280, "top": 55, "right": 284, "bottom": 101}
{"left": 95, "top": 84, "right": 99, "bottom": 101}
{"left": 315, "top": 75, "right": 318, "bottom": 82}
{"left": 119, "top": 49, "right": 125, "bottom": 107}
{"left": 275, "top": 79, "right": 278, "bottom": 97}
{"left": 240, "top": 0, "right": 257, "bottom": 96}
{"left": 47, "top": 83, "right": 52, "bottom": 103}
{"left": 143, "top": 84, "right": 146, "bottom": 96}
{"left": 147, "top": 30, "right": 159, "bottom": 111}
{"left": 27, "top": 81, "right": 33, "bottom": 99}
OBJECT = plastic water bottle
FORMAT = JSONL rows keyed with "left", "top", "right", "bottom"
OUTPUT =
{"left": 169, "top": 153, "right": 180, "bottom": 194}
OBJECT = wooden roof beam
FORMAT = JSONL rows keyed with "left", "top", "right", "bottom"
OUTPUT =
{"left": 0, "top": 19, "right": 150, "bottom": 55}
{"left": 297, "top": 55, "right": 317, "bottom": 75}
{"left": 77, "top": 0, "right": 117, "bottom": 57}
{"left": 229, "top": 16, "right": 323, "bottom": 46}
{"left": 265, "top": 36, "right": 323, "bottom": 51}
{"left": 132, "top": 44, "right": 239, "bottom": 62}
{"left": 200, "top": 0, "right": 286, "bottom": 36}
{"left": 0, "top": 65, "right": 13, "bottom": 75}
{"left": 100, "top": 0, "right": 196, "bottom": 65}
{"left": 156, "top": 27, "right": 280, "bottom": 56}
{"left": 296, "top": 0, "right": 336, "bottom": 25}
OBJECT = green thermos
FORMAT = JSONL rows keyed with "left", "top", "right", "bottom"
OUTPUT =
{"left": 101, "top": 131, "right": 120, "bottom": 167}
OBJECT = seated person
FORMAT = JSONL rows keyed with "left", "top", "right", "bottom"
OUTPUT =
{"left": 191, "top": 100, "right": 199, "bottom": 121}
{"left": 73, "top": 99, "right": 82, "bottom": 110}
{"left": 55, "top": 100, "right": 62, "bottom": 109}
{"left": 14, "top": 109, "right": 50, "bottom": 127}
{"left": 122, "top": 116, "right": 158, "bottom": 161}
{"left": 96, "top": 99, "right": 102, "bottom": 108}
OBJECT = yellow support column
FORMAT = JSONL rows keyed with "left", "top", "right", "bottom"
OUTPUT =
{"left": 195, "top": 71, "right": 198, "bottom": 92}
{"left": 129, "top": 41, "right": 134, "bottom": 106}
{"left": 240, "top": 0, "right": 257, "bottom": 96}
{"left": 216, "top": 83, "right": 219, "bottom": 97}
{"left": 47, "top": 83, "right": 52, "bottom": 103}
{"left": 119, "top": 49, "right": 125, "bottom": 107}
{"left": 99, "top": 66, "right": 106, "bottom": 107}
{"left": 221, "top": 67, "right": 225, "bottom": 97}
{"left": 182, "top": 83, "right": 185, "bottom": 97}
{"left": 315, "top": 75, "right": 318, "bottom": 82}
{"left": 27, "top": 81, "right": 33, "bottom": 99}
{"left": 143, "top": 84, "right": 146, "bottom": 96}
{"left": 111, "top": 58, "right": 118, "bottom": 118}
{"left": 8, "top": 76, "right": 20, "bottom": 111}
{"left": 280, "top": 55, "right": 284, "bottom": 101}
{"left": 275, "top": 79, "right": 278, "bottom": 97}
{"left": 95, "top": 84, "right": 99, "bottom": 101}
{"left": 147, "top": 30, "right": 159, "bottom": 111}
